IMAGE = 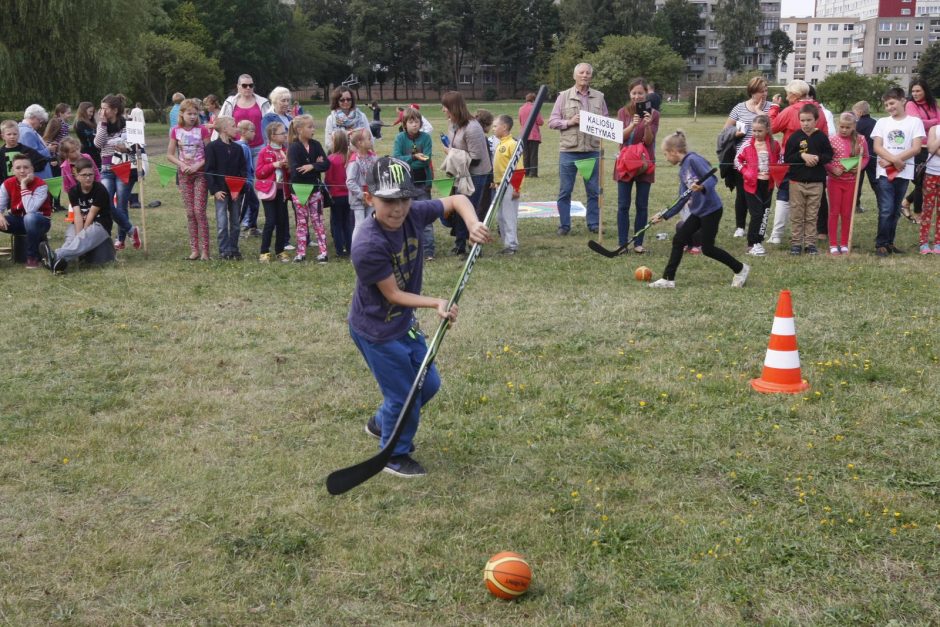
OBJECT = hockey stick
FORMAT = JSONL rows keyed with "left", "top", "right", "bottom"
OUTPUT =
{"left": 326, "top": 85, "right": 550, "bottom": 495}
{"left": 587, "top": 168, "right": 717, "bottom": 258}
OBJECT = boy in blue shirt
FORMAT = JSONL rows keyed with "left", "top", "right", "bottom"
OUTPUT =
{"left": 350, "top": 157, "right": 490, "bottom": 477}
{"left": 235, "top": 120, "right": 261, "bottom": 237}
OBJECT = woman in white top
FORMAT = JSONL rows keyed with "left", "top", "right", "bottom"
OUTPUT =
{"left": 724, "top": 77, "right": 771, "bottom": 238}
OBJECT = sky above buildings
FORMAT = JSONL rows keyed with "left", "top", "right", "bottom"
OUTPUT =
{"left": 781, "top": 0, "right": 814, "bottom": 17}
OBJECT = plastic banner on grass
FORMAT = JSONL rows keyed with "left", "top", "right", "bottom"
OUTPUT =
{"left": 293, "top": 183, "right": 315, "bottom": 205}
{"left": 111, "top": 161, "right": 132, "bottom": 184}
{"left": 226, "top": 176, "right": 246, "bottom": 199}
{"left": 156, "top": 163, "right": 176, "bottom": 187}
{"left": 769, "top": 164, "right": 789, "bottom": 187}
{"left": 44, "top": 176, "right": 63, "bottom": 200}
{"left": 431, "top": 176, "right": 454, "bottom": 197}
{"left": 573, "top": 157, "right": 597, "bottom": 181}
{"left": 840, "top": 156, "right": 860, "bottom": 171}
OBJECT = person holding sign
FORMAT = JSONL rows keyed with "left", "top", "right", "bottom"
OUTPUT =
{"left": 548, "top": 62, "right": 608, "bottom": 235}
{"left": 615, "top": 77, "right": 659, "bottom": 253}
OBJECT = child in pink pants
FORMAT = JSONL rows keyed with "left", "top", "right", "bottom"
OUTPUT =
{"left": 825, "top": 112, "right": 869, "bottom": 254}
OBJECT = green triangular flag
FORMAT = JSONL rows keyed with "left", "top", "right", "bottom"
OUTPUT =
{"left": 293, "top": 183, "right": 314, "bottom": 205}
{"left": 574, "top": 157, "right": 597, "bottom": 181}
{"left": 156, "top": 163, "right": 177, "bottom": 187}
{"left": 431, "top": 176, "right": 454, "bottom": 197}
{"left": 44, "top": 176, "right": 62, "bottom": 200}
{"left": 840, "top": 156, "right": 860, "bottom": 171}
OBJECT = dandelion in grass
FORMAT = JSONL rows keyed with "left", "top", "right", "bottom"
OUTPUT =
{"left": 62, "top": 457, "right": 69, "bottom": 464}
{"left": 639, "top": 401, "right": 646, "bottom": 407}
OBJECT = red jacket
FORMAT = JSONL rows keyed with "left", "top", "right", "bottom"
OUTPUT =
{"left": 2, "top": 176, "right": 52, "bottom": 216}
{"left": 255, "top": 144, "right": 290, "bottom": 194}
{"left": 769, "top": 98, "right": 829, "bottom": 146}
{"left": 735, "top": 137, "right": 783, "bottom": 195}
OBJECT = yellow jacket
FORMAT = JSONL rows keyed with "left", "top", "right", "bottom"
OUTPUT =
{"left": 494, "top": 135, "right": 523, "bottom": 188}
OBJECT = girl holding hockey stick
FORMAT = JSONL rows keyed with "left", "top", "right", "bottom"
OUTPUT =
{"left": 649, "top": 130, "right": 750, "bottom": 288}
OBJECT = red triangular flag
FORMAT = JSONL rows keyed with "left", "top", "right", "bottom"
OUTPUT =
{"left": 885, "top": 164, "right": 899, "bottom": 181}
{"left": 769, "top": 164, "right": 789, "bottom": 187}
{"left": 226, "top": 176, "right": 246, "bottom": 199}
{"left": 509, "top": 169, "right": 525, "bottom": 192}
{"left": 111, "top": 161, "right": 132, "bottom": 184}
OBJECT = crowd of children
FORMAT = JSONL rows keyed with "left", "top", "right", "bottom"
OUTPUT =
{"left": 2, "top": 81, "right": 939, "bottom": 275}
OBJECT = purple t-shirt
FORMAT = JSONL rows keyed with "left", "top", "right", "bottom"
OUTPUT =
{"left": 349, "top": 199, "right": 444, "bottom": 343}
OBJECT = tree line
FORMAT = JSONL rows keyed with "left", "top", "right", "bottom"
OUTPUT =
{"left": 1, "top": 0, "right": 937, "bottom": 113}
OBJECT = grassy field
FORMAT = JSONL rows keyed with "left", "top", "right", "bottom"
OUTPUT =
{"left": 2, "top": 104, "right": 939, "bottom": 625}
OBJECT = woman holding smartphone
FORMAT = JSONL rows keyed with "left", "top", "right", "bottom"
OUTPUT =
{"left": 615, "top": 77, "right": 659, "bottom": 253}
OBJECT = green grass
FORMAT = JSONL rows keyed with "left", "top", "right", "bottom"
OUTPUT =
{"left": 2, "top": 110, "right": 939, "bottom": 624}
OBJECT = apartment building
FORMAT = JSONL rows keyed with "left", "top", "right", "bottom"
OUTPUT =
{"left": 778, "top": 17, "right": 857, "bottom": 85}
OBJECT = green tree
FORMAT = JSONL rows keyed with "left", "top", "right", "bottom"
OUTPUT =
{"left": 134, "top": 32, "right": 223, "bottom": 117}
{"left": 297, "top": 0, "right": 354, "bottom": 98}
{"left": 0, "top": 0, "right": 149, "bottom": 109}
{"left": 537, "top": 35, "right": 589, "bottom": 95}
{"left": 768, "top": 28, "right": 794, "bottom": 79}
{"left": 171, "top": 1, "right": 214, "bottom": 53}
{"left": 651, "top": 0, "right": 704, "bottom": 60}
{"left": 914, "top": 42, "right": 940, "bottom": 94}
{"left": 587, "top": 35, "right": 686, "bottom": 110}
{"left": 816, "top": 70, "right": 899, "bottom": 113}
{"left": 713, "top": 0, "right": 761, "bottom": 74}
{"left": 559, "top": 0, "right": 656, "bottom": 51}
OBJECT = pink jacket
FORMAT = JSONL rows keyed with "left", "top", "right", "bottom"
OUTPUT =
{"left": 61, "top": 153, "right": 102, "bottom": 195}
{"left": 905, "top": 100, "right": 940, "bottom": 133}
{"left": 825, "top": 134, "right": 869, "bottom": 180}
{"left": 255, "top": 144, "right": 290, "bottom": 193}
{"left": 735, "top": 137, "right": 783, "bottom": 194}
{"left": 518, "top": 102, "right": 544, "bottom": 142}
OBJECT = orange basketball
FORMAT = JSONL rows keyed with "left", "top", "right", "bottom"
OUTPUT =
{"left": 484, "top": 551, "right": 532, "bottom": 600}
{"left": 634, "top": 266, "right": 653, "bottom": 282}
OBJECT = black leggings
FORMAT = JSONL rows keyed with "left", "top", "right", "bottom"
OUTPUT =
{"left": 663, "top": 207, "right": 743, "bottom": 281}
{"left": 734, "top": 171, "right": 748, "bottom": 230}
{"left": 745, "top": 179, "right": 771, "bottom": 245}
{"left": 261, "top": 192, "right": 290, "bottom": 254}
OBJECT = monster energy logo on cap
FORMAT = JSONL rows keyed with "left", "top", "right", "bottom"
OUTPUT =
{"left": 367, "top": 156, "right": 418, "bottom": 199}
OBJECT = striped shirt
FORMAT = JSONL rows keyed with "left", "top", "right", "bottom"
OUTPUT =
{"left": 729, "top": 100, "right": 771, "bottom": 152}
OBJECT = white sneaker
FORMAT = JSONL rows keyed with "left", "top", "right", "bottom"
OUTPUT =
{"left": 829, "top": 246, "right": 840, "bottom": 255}
{"left": 733, "top": 228, "right": 746, "bottom": 238}
{"left": 731, "top": 263, "right": 750, "bottom": 287}
{"left": 747, "top": 243, "right": 766, "bottom": 256}
{"left": 767, "top": 236, "right": 781, "bottom": 245}
{"left": 649, "top": 278, "right": 675, "bottom": 288}
{"left": 284, "top": 244, "right": 296, "bottom": 251}
{"left": 840, "top": 246, "right": 849, "bottom": 254}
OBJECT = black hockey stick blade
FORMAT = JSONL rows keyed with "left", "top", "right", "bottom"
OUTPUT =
{"left": 326, "top": 86, "right": 551, "bottom": 496}
{"left": 587, "top": 240, "right": 626, "bottom": 258}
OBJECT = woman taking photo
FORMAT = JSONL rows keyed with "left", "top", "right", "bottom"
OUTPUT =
{"left": 441, "top": 91, "right": 491, "bottom": 256}
{"left": 615, "top": 77, "right": 659, "bottom": 253}
{"left": 324, "top": 88, "right": 371, "bottom": 153}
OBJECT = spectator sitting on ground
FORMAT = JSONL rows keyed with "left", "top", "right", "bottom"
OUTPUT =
{"left": 42, "top": 157, "right": 113, "bottom": 273}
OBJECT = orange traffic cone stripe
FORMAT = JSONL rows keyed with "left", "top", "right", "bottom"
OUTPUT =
{"left": 751, "top": 289, "right": 810, "bottom": 394}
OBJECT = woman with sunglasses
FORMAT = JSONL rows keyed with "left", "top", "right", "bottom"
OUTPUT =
{"left": 219, "top": 74, "right": 272, "bottom": 162}
{"left": 324, "top": 88, "right": 372, "bottom": 153}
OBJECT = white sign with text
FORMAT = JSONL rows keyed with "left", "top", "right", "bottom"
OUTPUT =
{"left": 579, "top": 111, "right": 623, "bottom": 143}
{"left": 126, "top": 121, "right": 146, "bottom": 147}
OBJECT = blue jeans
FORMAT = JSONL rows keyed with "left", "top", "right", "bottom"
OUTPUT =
{"left": 100, "top": 169, "right": 134, "bottom": 241}
{"left": 2, "top": 213, "right": 51, "bottom": 258}
{"left": 414, "top": 185, "right": 434, "bottom": 257}
{"left": 240, "top": 185, "right": 260, "bottom": 229}
{"left": 329, "top": 195, "right": 353, "bottom": 256}
{"left": 350, "top": 324, "right": 441, "bottom": 457}
{"left": 215, "top": 196, "right": 241, "bottom": 256}
{"left": 557, "top": 150, "right": 600, "bottom": 231}
{"left": 875, "top": 175, "right": 910, "bottom": 247}
{"left": 617, "top": 180, "right": 651, "bottom": 246}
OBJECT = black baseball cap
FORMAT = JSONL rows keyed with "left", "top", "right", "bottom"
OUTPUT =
{"left": 366, "top": 156, "right": 419, "bottom": 199}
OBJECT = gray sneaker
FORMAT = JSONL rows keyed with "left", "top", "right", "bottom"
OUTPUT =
{"left": 731, "top": 263, "right": 750, "bottom": 287}
{"left": 383, "top": 454, "right": 426, "bottom": 478}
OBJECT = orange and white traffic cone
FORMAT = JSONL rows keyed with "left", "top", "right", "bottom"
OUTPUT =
{"left": 751, "top": 289, "right": 810, "bottom": 394}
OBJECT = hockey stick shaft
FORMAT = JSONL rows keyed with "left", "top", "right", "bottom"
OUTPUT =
{"left": 326, "top": 86, "right": 550, "bottom": 495}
